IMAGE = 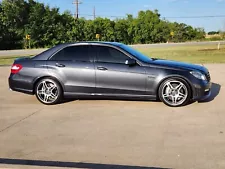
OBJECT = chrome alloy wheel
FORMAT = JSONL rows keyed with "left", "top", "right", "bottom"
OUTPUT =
{"left": 36, "top": 80, "right": 59, "bottom": 104}
{"left": 161, "top": 80, "right": 188, "bottom": 106}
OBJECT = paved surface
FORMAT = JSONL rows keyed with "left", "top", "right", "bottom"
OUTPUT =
{"left": 1, "top": 41, "right": 225, "bottom": 57}
{"left": 0, "top": 64, "right": 225, "bottom": 169}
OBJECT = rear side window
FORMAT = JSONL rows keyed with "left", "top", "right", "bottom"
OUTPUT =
{"left": 50, "top": 45, "right": 91, "bottom": 62}
{"left": 94, "top": 46, "right": 129, "bottom": 64}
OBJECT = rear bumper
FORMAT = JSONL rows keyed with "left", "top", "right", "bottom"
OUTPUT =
{"left": 8, "top": 74, "right": 34, "bottom": 95}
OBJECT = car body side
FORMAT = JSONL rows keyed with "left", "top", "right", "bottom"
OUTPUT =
{"left": 9, "top": 42, "right": 211, "bottom": 101}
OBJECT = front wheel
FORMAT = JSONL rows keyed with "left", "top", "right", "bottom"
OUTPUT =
{"left": 158, "top": 78, "right": 191, "bottom": 107}
{"left": 35, "top": 78, "right": 62, "bottom": 105}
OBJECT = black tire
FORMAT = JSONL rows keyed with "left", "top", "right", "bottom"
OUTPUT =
{"left": 35, "top": 78, "right": 62, "bottom": 105}
{"left": 158, "top": 77, "right": 191, "bottom": 107}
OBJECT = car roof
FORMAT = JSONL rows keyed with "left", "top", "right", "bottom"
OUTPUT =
{"left": 33, "top": 41, "right": 124, "bottom": 60}
{"left": 58, "top": 41, "right": 123, "bottom": 47}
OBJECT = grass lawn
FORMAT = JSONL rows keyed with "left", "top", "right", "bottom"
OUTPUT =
{"left": 0, "top": 44, "right": 225, "bottom": 65}
{"left": 0, "top": 55, "right": 33, "bottom": 66}
{"left": 0, "top": 56, "right": 21, "bottom": 66}
{"left": 135, "top": 45, "right": 225, "bottom": 64}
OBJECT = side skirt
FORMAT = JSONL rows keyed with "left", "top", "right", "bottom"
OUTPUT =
{"left": 64, "top": 92, "right": 157, "bottom": 101}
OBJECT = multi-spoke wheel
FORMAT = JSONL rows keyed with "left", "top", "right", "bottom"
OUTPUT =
{"left": 158, "top": 78, "right": 191, "bottom": 107}
{"left": 35, "top": 78, "right": 62, "bottom": 105}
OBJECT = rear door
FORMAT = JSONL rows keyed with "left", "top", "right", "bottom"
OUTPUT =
{"left": 47, "top": 45, "right": 96, "bottom": 95}
{"left": 93, "top": 45, "right": 147, "bottom": 96}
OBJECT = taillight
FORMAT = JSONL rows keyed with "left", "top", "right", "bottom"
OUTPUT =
{"left": 11, "top": 64, "right": 23, "bottom": 74}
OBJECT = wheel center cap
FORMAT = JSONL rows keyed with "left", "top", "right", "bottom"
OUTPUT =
{"left": 172, "top": 91, "right": 176, "bottom": 96}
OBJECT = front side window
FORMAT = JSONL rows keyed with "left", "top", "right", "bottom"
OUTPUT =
{"left": 118, "top": 44, "right": 152, "bottom": 63}
{"left": 50, "top": 45, "right": 91, "bottom": 62}
{"left": 94, "top": 46, "right": 129, "bottom": 64}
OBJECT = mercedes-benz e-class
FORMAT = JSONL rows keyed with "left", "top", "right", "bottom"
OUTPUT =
{"left": 9, "top": 42, "right": 211, "bottom": 107}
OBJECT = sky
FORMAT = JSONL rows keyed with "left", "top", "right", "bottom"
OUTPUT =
{"left": 37, "top": 0, "right": 225, "bottom": 32}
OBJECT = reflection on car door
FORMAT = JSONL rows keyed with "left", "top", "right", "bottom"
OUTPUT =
{"left": 93, "top": 45, "right": 147, "bottom": 96}
{"left": 47, "top": 45, "right": 96, "bottom": 95}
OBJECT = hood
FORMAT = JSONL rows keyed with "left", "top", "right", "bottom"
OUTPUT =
{"left": 150, "top": 59, "right": 208, "bottom": 73}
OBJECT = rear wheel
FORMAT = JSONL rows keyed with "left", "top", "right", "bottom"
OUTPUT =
{"left": 158, "top": 78, "right": 191, "bottom": 107}
{"left": 35, "top": 78, "right": 62, "bottom": 105}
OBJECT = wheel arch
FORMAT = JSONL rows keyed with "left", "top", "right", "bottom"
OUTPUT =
{"left": 32, "top": 76, "right": 65, "bottom": 94}
{"left": 156, "top": 75, "right": 193, "bottom": 99}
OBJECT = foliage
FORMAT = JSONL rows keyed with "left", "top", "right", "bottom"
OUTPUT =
{"left": 0, "top": 0, "right": 206, "bottom": 50}
{"left": 208, "top": 31, "right": 220, "bottom": 35}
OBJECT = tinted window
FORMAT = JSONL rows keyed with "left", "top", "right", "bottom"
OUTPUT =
{"left": 118, "top": 44, "right": 152, "bottom": 63}
{"left": 95, "top": 46, "right": 129, "bottom": 64}
{"left": 50, "top": 45, "right": 91, "bottom": 62}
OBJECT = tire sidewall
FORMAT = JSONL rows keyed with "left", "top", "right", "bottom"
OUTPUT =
{"left": 158, "top": 77, "right": 191, "bottom": 107}
{"left": 35, "top": 78, "right": 62, "bottom": 105}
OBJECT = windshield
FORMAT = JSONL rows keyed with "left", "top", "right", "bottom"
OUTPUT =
{"left": 118, "top": 44, "right": 152, "bottom": 63}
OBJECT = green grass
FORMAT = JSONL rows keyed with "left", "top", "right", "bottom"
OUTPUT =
{"left": 0, "top": 55, "right": 32, "bottom": 66}
{"left": 136, "top": 45, "right": 225, "bottom": 64}
{"left": 0, "top": 44, "right": 225, "bottom": 65}
{"left": 0, "top": 57, "right": 18, "bottom": 65}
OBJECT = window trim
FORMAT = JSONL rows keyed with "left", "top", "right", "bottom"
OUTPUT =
{"left": 91, "top": 44, "right": 141, "bottom": 66}
{"left": 48, "top": 44, "right": 93, "bottom": 62}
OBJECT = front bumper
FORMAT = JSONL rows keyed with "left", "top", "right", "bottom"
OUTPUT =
{"left": 192, "top": 81, "right": 212, "bottom": 101}
{"left": 199, "top": 90, "right": 211, "bottom": 101}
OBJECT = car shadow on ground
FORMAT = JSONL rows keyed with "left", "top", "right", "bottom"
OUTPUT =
{"left": 61, "top": 97, "right": 162, "bottom": 104}
{"left": 0, "top": 158, "right": 170, "bottom": 169}
{"left": 198, "top": 82, "right": 221, "bottom": 103}
{"left": 60, "top": 96, "right": 156, "bottom": 104}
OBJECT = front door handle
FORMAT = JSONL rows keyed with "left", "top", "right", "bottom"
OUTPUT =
{"left": 55, "top": 63, "right": 65, "bottom": 67}
{"left": 97, "top": 66, "right": 108, "bottom": 71}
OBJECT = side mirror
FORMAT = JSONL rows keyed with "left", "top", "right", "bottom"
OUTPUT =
{"left": 125, "top": 59, "right": 136, "bottom": 66}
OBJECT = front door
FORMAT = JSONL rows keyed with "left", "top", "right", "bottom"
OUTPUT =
{"left": 92, "top": 45, "right": 147, "bottom": 96}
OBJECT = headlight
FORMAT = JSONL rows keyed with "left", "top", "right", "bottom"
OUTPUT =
{"left": 190, "top": 71, "right": 206, "bottom": 80}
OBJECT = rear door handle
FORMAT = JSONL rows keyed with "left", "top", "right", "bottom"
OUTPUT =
{"left": 97, "top": 66, "right": 108, "bottom": 71}
{"left": 55, "top": 63, "right": 65, "bottom": 67}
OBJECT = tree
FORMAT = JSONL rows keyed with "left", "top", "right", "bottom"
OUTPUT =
{"left": 131, "top": 10, "right": 169, "bottom": 44}
{"left": 92, "top": 18, "right": 115, "bottom": 41}
{"left": 0, "top": 0, "right": 208, "bottom": 50}
{"left": 208, "top": 31, "right": 219, "bottom": 35}
{"left": 114, "top": 18, "right": 130, "bottom": 44}
{"left": 0, "top": 0, "right": 30, "bottom": 49}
